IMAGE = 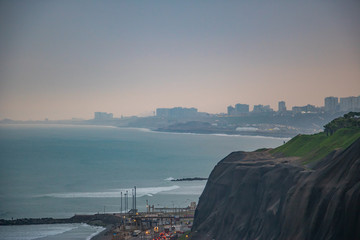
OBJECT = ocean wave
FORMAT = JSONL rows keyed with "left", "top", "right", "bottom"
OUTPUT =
{"left": 86, "top": 225, "right": 106, "bottom": 240}
{"left": 154, "top": 129, "right": 288, "bottom": 140}
{"left": 158, "top": 184, "right": 206, "bottom": 195}
{"left": 0, "top": 224, "right": 78, "bottom": 240}
{"left": 39, "top": 185, "right": 180, "bottom": 198}
{"left": 164, "top": 177, "right": 175, "bottom": 181}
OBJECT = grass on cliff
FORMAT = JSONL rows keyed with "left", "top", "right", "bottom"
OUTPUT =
{"left": 271, "top": 127, "right": 360, "bottom": 164}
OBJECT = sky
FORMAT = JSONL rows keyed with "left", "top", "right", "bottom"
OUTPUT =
{"left": 0, "top": 1, "right": 359, "bottom": 120}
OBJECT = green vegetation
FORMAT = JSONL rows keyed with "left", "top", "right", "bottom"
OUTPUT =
{"left": 271, "top": 128, "right": 360, "bottom": 164}
{"left": 271, "top": 113, "right": 360, "bottom": 164}
{"left": 324, "top": 112, "right": 360, "bottom": 136}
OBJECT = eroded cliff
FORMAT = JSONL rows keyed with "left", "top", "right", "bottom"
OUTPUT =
{"left": 191, "top": 138, "right": 360, "bottom": 240}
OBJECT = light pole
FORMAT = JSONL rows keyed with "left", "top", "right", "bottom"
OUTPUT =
{"left": 120, "top": 191, "right": 122, "bottom": 214}
{"left": 134, "top": 186, "right": 137, "bottom": 213}
{"left": 126, "top": 190, "right": 128, "bottom": 214}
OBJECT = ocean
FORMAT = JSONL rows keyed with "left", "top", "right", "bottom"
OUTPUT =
{"left": 0, "top": 124, "right": 286, "bottom": 239}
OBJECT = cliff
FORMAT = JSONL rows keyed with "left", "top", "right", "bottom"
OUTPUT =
{"left": 191, "top": 137, "right": 360, "bottom": 240}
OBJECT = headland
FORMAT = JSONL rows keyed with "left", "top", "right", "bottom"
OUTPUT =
{"left": 191, "top": 113, "right": 360, "bottom": 239}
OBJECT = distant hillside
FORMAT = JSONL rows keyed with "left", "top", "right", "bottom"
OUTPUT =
{"left": 271, "top": 112, "right": 360, "bottom": 164}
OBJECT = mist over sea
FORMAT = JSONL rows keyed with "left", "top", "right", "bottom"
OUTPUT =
{"left": 0, "top": 124, "right": 286, "bottom": 238}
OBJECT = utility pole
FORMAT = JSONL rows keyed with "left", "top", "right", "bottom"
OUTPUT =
{"left": 134, "top": 186, "right": 137, "bottom": 212}
{"left": 126, "top": 190, "right": 128, "bottom": 214}
{"left": 120, "top": 191, "right": 122, "bottom": 214}
{"left": 132, "top": 189, "right": 134, "bottom": 212}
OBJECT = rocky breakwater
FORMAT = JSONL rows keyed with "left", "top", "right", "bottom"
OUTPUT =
{"left": 0, "top": 214, "right": 121, "bottom": 226}
{"left": 191, "top": 138, "right": 360, "bottom": 240}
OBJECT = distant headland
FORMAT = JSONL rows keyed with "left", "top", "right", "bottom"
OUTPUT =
{"left": 171, "top": 177, "right": 208, "bottom": 182}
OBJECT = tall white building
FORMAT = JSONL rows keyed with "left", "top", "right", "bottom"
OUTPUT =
{"left": 278, "top": 101, "right": 286, "bottom": 112}
{"left": 94, "top": 112, "right": 113, "bottom": 120}
{"left": 253, "top": 104, "right": 273, "bottom": 113}
{"left": 339, "top": 96, "right": 360, "bottom": 112}
{"left": 324, "top": 97, "right": 338, "bottom": 113}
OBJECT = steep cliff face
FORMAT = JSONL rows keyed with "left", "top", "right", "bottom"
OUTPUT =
{"left": 192, "top": 138, "right": 360, "bottom": 240}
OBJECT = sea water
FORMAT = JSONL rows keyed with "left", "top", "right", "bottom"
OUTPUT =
{"left": 0, "top": 223, "right": 105, "bottom": 240}
{"left": 0, "top": 124, "right": 286, "bottom": 239}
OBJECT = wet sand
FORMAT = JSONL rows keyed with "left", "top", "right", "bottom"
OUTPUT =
{"left": 91, "top": 225, "right": 113, "bottom": 240}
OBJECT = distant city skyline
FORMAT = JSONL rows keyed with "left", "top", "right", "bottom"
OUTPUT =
{"left": 1, "top": 1, "right": 360, "bottom": 120}
{"left": 60, "top": 95, "right": 360, "bottom": 120}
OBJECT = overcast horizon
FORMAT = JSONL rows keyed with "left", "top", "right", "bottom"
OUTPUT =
{"left": 1, "top": 1, "right": 360, "bottom": 121}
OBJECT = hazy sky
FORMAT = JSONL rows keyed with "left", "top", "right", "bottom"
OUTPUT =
{"left": 1, "top": 1, "right": 359, "bottom": 120}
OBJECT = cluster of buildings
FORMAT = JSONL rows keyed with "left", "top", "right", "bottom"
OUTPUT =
{"left": 226, "top": 103, "right": 279, "bottom": 116}
{"left": 93, "top": 95, "right": 360, "bottom": 120}
{"left": 227, "top": 104, "right": 250, "bottom": 115}
{"left": 156, "top": 107, "right": 199, "bottom": 119}
{"left": 94, "top": 112, "right": 113, "bottom": 121}
{"left": 324, "top": 96, "right": 360, "bottom": 113}
{"left": 227, "top": 103, "right": 285, "bottom": 116}
{"left": 227, "top": 95, "right": 360, "bottom": 116}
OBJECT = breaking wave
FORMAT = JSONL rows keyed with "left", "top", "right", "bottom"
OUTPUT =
{"left": 39, "top": 185, "right": 180, "bottom": 198}
{"left": 158, "top": 184, "right": 206, "bottom": 195}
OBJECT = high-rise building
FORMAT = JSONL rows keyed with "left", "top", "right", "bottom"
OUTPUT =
{"left": 278, "top": 101, "right": 286, "bottom": 112}
{"left": 235, "top": 104, "right": 249, "bottom": 113}
{"left": 253, "top": 104, "right": 273, "bottom": 113}
{"left": 156, "top": 107, "right": 198, "bottom": 119}
{"left": 227, "top": 106, "right": 235, "bottom": 115}
{"left": 324, "top": 97, "right": 338, "bottom": 113}
{"left": 339, "top": 96, "right": 360, "bottom": 112}
{"left": 227, "top": 103, "right": 249, "bottom": 116}
{"left": 94, "top": 112, "right": 113, "bottom": 120}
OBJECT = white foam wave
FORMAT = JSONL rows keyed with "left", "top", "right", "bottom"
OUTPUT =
{"left": 40, "top": 185, "right": 180, "bottom": 198}
{"left": 155, "top": 130, "right": 288, "bottom": 140}
{"left": 86, "top": 225, "right": 106, "bottom": 240}
{"left": 164, "top": 177, "right": 175, "bottom": 181}
{"left": 158, "top": 184, "right": 206, "bottom": 195}
{"left": 0, "top": 224, "right": 77, "bottom": 240}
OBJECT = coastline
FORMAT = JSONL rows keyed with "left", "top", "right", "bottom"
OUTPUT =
{"left": 90, "top": 225, "right": 112, "bottom": 240}
{"left": 0, "top": 215, "right": 118, "bottom": 240}
{"left": 153, "top": 128, "right": 296, "bottom": 139}
{"left": 0, "top": 122, "right": 296, "bottom": 139}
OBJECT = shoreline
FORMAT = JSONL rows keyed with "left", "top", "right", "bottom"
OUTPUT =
{"left": 0, "top": 214, "right": 119, "bottom": 240}
{"left": 0, "top": 122, "right": 296, "bottom": 139}
{"left": 0, "top": 211, "right": 195, "bottom": 240}
{"left": 153, "top": 128, "right": 295, "bottom": 139}
{"left": 90, "top": 225, "right": 113, "bottom": 240}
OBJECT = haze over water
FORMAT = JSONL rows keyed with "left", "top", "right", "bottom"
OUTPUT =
{"left": 1, "top": 1, "right": 359, "bottom": 120}
{"left": 0, "top": 1, "right": 359, "bottom": 239}
{"left": 0, "top": 124, "right": 286, "bottom": 219}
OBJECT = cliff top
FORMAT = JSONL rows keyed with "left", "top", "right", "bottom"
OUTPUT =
{"left": 270, "top": 112, "right": 360, "bottom": 165}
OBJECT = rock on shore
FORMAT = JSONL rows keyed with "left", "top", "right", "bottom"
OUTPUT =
{"left": 191, "top": 138, "right": 360, "bottom": 240}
